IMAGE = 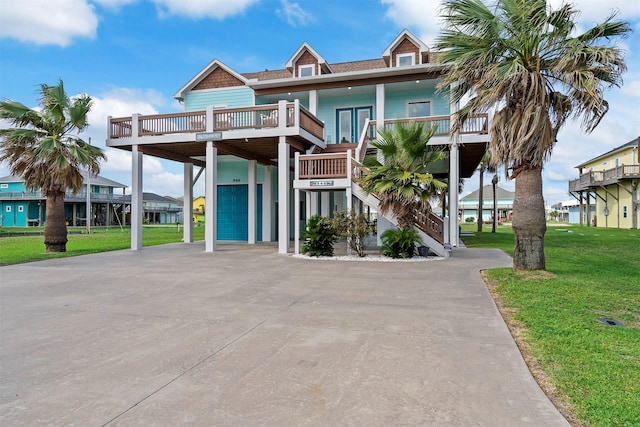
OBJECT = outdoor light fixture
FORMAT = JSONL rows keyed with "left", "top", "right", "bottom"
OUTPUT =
{"left": 603, "top": 206, "right": 609, "bottom": 216}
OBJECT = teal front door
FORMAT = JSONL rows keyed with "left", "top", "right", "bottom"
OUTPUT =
{"left": 216, "top": 184, "right": 263, "bottom": 241}
{"left": 336, "top": 106, "right": 372, "bottom": 143}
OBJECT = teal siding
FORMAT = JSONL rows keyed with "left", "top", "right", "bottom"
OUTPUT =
{"left": 317, "top": 93, "right": 376, "bottom": 145}
{"left": 0, "top": 181, "right": 24, "bottom": 193}
{"left": 384, "top": 88, "right": 449, "bottom": 119}
{"left": 184, "top": 87, "right": 255, "bottom": 111}
{"left": 217, "top": 158, "right": 266, "bottom": 184}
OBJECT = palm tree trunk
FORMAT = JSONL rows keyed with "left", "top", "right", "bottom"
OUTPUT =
{"left": 44, "top": 188, "right": 68, "bottom": 252}
{"left": 512, "top": 167, "right": 546, "bottom": 270}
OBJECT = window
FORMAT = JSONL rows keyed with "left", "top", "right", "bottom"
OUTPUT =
{"left": 615, "top": 158, "right": 620, "bottom": 167}
{"left": 396, "top": 53, "right": 415, "bottom": 67}
{"left": 407, "top": 100, "right": 431, "bottom": 118}
{"left": 5, "top": 205, "right": 11, "bottom": 213}
{"left": 336, "top": 107, "right": 372, "bottom": 143}
{"left": 298, "top": 64, "right": 314, "bottom": 77}
{"left": 18, "top": 205, "right": 24, "bottom": 213}
{"left": 623, "top": 205, "right": 628, "bottom": 218}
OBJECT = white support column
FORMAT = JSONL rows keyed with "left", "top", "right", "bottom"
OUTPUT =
{"left": 346, "top": 185, "right": 353, "bottom": 256}
{"left": 131, "top": 144, "right": 143, "bottom": 250}
{"left": 205, "top": 141, "right": 217, "bottom": 252}
{"left": 262, "top": 165, "right": 272, "bottom": 242}
{"left": 309, "top": 90, "right": 318, "bottom": 115}
{"left": 448, "top": 137, "right": 460, "bottom": 247}
{"left": 183, "top": 162, "right": 194, "bottom": 243}
{"left": 278, "top": 137, "right": 290, "bottom": 254}
{"left": 376, "top": 84, "right": 385, "bottom": 134}
{"left": 320, "top": 192, "right": 330, "bottom": 217}
{"left": 294, "top": 188, "right": 300, "bottom": 255}
{"left": 308, "top": 191, "right": 318, "bottom": 219}
{"left": 248, "top": 159, "right": 257, "bottom": 244}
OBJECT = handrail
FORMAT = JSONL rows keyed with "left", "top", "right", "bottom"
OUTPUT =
{"left": 369, "top": 114, "right": 488, "bottom": 139}
{"left": 569, "top": 164, "right": 640, "bottom": 192}
{"left": 108, "top": 102, "right": 325, "bottom": 139}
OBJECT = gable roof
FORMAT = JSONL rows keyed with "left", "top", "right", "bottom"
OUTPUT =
{"left": 575, "top": 136, "right": 640, "bottom": 168}
{"left": 461, "top": 185, "right": 515, "bottom": 202}
{"left": 382, "top": 28, "right": 429, "bottom": 64}
{"left": 285, "top": 42, "right": 333, "bottom": 74}
{"left": 174, "top": 59, "right": 249, "bottom": 101}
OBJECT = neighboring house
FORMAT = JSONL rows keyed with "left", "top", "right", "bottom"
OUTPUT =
{"left": 0, "top": 173, "right": 128, "bottom": 227}
{"left": 459, "top": 185, "right": 514, "bottom": 223}
{"left": 561, "top": 199, "right": 595, "bottom": 224}
{"left": 193, "top": 196, "right": 206, "bottom": 224}
{"left": 106, "top": 29, "right": 490, "bottom": 256}
{"left": 569, "top": 137, "right": 640, "bottom": 229}
{"left": 141, "top": 192, "right": 182, "bottom": 224}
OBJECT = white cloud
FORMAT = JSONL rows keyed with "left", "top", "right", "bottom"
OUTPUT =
{"left": 381, "top": 0, "right": 441, "bottom": 46}
{"left": 151, "top": 0, "right": 258, "bottom": 19}
{"left": 276, "top": 0, "right": 315, "bottom": 27}
{"left": 0, "top": 0, "right": 98, "bottom": 47}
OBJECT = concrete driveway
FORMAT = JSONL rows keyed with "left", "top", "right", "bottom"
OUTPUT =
{"left": 0, "top": 243, "right": 569, "bottom": 426}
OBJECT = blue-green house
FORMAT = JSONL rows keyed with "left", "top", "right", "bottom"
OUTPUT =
{"left": 0, "top": 174, "right": 128, "bottom": 227}
{"left": 107, "top": 29, "right": 490, "bottom": 256}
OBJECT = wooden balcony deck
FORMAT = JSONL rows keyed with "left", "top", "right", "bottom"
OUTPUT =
{"left": 107, "top": 101, "right": 325, "bottom": 166}
{"left": 569, "top": 165, "right": 640, "bottom": 192}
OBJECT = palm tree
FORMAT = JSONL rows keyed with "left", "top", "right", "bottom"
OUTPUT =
{"left": 360, "top": 122, "right": 447, "bottom": 229}
{"left": 0, "top": 80, "right": 105, "bottom": 252}
{"left": 435, "top": 0, "right": 630, "bottom": 270}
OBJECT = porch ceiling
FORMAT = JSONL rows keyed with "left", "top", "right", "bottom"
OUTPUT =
{"left": 112, "top": 135, "right": 313, "bottom": 167}
{"left": 428, "top": 142, "right": 487, "bottom": 179}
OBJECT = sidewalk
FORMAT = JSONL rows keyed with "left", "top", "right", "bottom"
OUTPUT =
{"left": 0, "top": 243, "right": 569, "bottom": 426}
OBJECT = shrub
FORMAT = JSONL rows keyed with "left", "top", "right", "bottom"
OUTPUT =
{"left": 333, "top": 210, "right": 373, "bottom": 257}
{"left": 465, "top": 217, "right": 475, "bottom": 222}
{"left": 302, "top": 215, "right": 338, "bottom": 257}
{"left": 380, "top": 228, "right": 422, "bottom": 258}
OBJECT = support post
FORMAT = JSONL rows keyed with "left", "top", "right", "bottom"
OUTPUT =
{"left": 448, "top": 138, "right": 460, "bottom": 247}
{"left": 262, "top": 165, "right": 272, "bottom": 242}
{"left": 205, "top": 141, "right": 217, "bottom": 252}
{"left": 183, "top": 162, "right": 194, "bottom": 243}
{"left": 131, "top": 144, "right": 143, "bottom": 250}
{"left": 278, "top": 137, "right": 290, "bottom": 253}
{"left": 294, "top": 188, "right": 300, "bottom": 255}
{"left": 248, "top": 159, "right": 257, "bottom": 244}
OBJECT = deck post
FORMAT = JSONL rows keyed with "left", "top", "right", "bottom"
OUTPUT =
{"left": 205, "top": 141, "right": 217, "bottom": 252}
{"left": 448, "top": 136, "right": 460, "bottom": 247}
{"left": 262, "top": 166, "right": 272, "bottom": 242}
{"left": 278, "top": 136, "right": 290, "bottom": 253}
{"left": 183, "top": 163, "right": 193, "bottom": 243}
{"left": 131, "top": 144, "right": 143, "bottom": 250}
{"left": 294, "top": 187, "right": 300, "bottom": 255}
{"left": 248, "top": 159, "right": 257, "bottom": 244}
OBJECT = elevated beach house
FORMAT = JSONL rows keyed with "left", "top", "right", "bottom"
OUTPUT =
{"left": 569, "top": 136, "right": 640, "bottom": 229}
{"left": 106, "top": 30, "right": 490, "bottom": 256}
{"left": 0, "top": 173, "right": 128, "bottom": 227}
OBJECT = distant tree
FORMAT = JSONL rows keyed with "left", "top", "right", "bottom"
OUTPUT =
{"left": 0, "top": 80, "right": 105, "bottom": 252}
{"left": 436, "top": 0, "right": 630, "bottom": 270}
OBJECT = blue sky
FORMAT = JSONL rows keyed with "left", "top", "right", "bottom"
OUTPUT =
{"left": 1, "top": 0, "right": 639, "bottom": 205}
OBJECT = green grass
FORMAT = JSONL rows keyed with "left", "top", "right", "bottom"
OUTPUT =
{"left": 462, "top": 223, "right": 640, "bottom": 427}
{"left": 0, "top": 225, "right": 205, "bottom": 265}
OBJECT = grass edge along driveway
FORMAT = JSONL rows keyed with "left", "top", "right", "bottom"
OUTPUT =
{"left": 462, "top": 224, "right": 639, "bottom": 427}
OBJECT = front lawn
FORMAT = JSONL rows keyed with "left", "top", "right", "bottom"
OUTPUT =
{"left": 0, "top": 225, "right": 205, "bottom": 265}
{"left": 462, "top": 224, "right": 640, "bottom": 426}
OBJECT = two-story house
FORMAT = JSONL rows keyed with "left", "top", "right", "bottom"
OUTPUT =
{"left": 568, "top": 137, "right": 640, "bottom": 228}
{"left": 106, "top": 29, "right": 490, "bottom": 256}
{"left": 0, "top": 173, "right": 129, "bottom": 227}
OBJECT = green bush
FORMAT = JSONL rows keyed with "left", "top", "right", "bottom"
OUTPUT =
{"left": 380, "top": 228, "right": 422, "bottom": 258}
{"left": 302, "top": 215, "right": 338, "bottom": 257}
{"left": 333, "top": 210, "right": 373, "bottom": 257}
{"left": 465, "top": 216, "right": 475, "bottom": 222}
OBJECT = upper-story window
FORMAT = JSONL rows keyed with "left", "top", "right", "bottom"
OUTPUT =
{"left": 407, "top": 100, "right": 431, "bottom": 118}
{"left": 298, "top": 64, "right": 315, "bottom": 77}
{"left": 396, "top": 53, "right": 415, "bottom": 67}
